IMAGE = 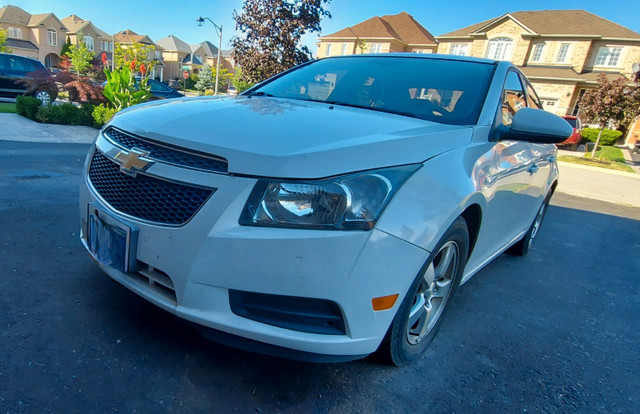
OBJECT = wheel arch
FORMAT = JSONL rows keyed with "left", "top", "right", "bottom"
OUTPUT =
{"left": 460, "top": 203, "right": 482, "bottom": 262}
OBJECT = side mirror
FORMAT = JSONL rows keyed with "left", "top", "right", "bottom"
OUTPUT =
{"left": 505, "top": 107, "right": 574, "bottom": 143}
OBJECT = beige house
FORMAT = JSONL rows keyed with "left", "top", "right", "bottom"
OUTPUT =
{"left": 114, "top": 29, "right": 164, "bottom": 80}
{"left": 0, "top": 5, "right": 67, "bottom": 67}
{"left": 436, "top": 10, "right": 640, "bottom": 118}
{"left": 61, "top": 15, "right": 113, "bottom": 66}
{"left": 316, "top": 12, "right": 437, "bottom": 58}
{"left": 155, "top": 35, "right": 193, "bottom": 81}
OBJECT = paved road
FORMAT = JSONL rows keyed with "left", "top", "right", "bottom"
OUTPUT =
{"left": 1, "top": 141, "right": 639, "bottom": 413}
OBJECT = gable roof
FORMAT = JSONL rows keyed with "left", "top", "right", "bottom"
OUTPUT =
{"left": 115, "top": 30, "right": 155, "bottom": 46}
{"left": 439, "top": 10, "right": 640, "bottom": 40}
{"left": 0, "top": 5, "right": 31, "bottom": 25}
{"left": 156, "top": 35, "right": 191, "bottom": 53}
{"left": 197, "top": 40, "right": 219, "bottom": 57}
{"left": 28, "top": 12, "right": 66, "bottom": 30}
{"left": 320, "top": 11, "right": 436, "bottom": 45}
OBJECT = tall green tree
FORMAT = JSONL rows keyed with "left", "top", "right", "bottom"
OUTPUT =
{"left": 579, "top": 73, "right": 640, "bottom": 157}
{"left": 195, "top": 62, "right": 214, "bottom": 92}
{"left": 0, "top": 27, "right": 12, "bottom": 53}
{"left": 114, "top": 42, "right": 156, "bottom": 74}
{"left": 67, "top": 33, "right": 94, "bottom": 76}
{"left": 231, "top": 0, "right": 331, "bottom": 84}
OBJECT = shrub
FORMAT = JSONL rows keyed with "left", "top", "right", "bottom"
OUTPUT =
{"left": 35, "top": 103, "right": 94, "bottom": 126}
{"left": 204, "top": 89, "right": 214, "bottom": 96}
{"left": 92, "top": 104, "right": 118, "bottom": 127}
{"left": 581, "top": 128, "right": 623, "bottom": 146}
{"left": 16, "top": 96, "right": 42, "bottom": 120}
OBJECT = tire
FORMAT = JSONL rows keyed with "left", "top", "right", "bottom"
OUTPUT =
{"left": 33, "top": 89, "right": 55, "bottom": 105}
{"left": 507, "top": 191, "right": 551, "bottom": 257}
{"left": 377, "top": 216, "right": 469, "bottom": 365}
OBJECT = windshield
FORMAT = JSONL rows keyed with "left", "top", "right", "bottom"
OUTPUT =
{"left": 564, "top": 118, "right": 577, "bottom": 128}
{"left": 249, "top": 56, "right": 495, "bottom": 125}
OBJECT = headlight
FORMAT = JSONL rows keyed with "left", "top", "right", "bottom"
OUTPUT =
{"left": 239, "top": 165, "right": 420, "bottom": 230}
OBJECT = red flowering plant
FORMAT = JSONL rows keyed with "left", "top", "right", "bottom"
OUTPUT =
{"left": 101, "top": 58, "right": 151, "bottom": 111}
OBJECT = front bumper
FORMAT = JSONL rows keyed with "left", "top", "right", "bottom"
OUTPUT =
{"left": 79, "top": 132, "right": 429, "bottom": 358}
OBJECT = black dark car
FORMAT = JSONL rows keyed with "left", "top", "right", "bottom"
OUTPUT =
{"left": 136, "top": 77, "right": 183, "bottom": 99}
{"left": 0, "top": 52, "right": 57, "bottom": 104}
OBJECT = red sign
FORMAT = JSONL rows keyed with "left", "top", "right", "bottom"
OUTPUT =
{"left": 182, "top": 70, "right": 189, "bottom": 80}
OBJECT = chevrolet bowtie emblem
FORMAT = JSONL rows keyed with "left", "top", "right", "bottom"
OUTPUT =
{"left": 114, "top": 148, "right": 153, "bottom": 176}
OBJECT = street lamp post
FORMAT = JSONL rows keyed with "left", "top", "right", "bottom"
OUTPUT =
{"left": 196, "top": 16, "right": 223, "bottom": 96}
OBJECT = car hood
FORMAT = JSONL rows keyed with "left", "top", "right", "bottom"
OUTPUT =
{"left": 110, "top": 96, "right": 473, "bottom": 178}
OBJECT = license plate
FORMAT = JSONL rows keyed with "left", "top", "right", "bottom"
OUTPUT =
{"left": 87, "top": 204, "right": 137, "bottom": 273}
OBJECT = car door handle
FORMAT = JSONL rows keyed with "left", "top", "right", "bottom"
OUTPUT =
{"left": 528, "top": 164, "right": 539, "bottom": 174}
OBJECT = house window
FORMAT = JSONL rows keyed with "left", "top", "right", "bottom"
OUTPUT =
{"left": 486, "top": 38, "right": 513, "bottom": 61}
{"left": 8, "top": 27, "right": 22, "bottom": 39}
{"left": 47, "top": 29, "right": 57, "bottom": 46}
{"left": 449, "top": 43, "right": 469, "bottom": 56}
{"left": 341, "top": 43, "right": 349, "bottom": 55}
{"left": 531, "top": 43, "right": 545, "bottom": 62}
{"left": 556, "top": 43, "right": 570, "bottom": 63}
{"left": 84, "top": 36, "right": 94, "bottom": 51}
{"left": 155, "top": 51, "right": 162, "bottom": 59}
{"left": 595, "top": 47, "right": 622, "bottom": 67}
{"left": 370, "top": 43, "right": 382, "bottom": 53}
{"left": 325, "top": 43, "right": 332, "bottom": 56}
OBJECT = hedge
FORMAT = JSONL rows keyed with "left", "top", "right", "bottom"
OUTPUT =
{"left": 581, "top": 128, "right": 623, "bottom": 146}
{"left": 16, "top": 96, "right": 42, "bottom": 120}
{"left": 35, "top": 103, "right": 94, "bottom": 126}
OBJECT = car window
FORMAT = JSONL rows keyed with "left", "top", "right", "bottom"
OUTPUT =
{"left": 7, "top": 56, "right": 35, "bottom": 74}
{"left": 564, "top": 118, "right": 577, "bottom": 128}
{"left": 251, "top": 56, "right": 495, "bottom": 125}
{"left": 524, "top": 81, "right": 542, "bottom": 109}
{"left": 149, "top": 82, "right": 171, "bottom": 93}
{"left": 502, "top": 71, "right": 526, "bottom": 126}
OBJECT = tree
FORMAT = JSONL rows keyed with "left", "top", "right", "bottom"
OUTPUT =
{"left": 67, "top": 32, "right": 94, "bottom": 76}
{"left": 0, "top": 27, "right": 11, "bottom": 53}
{"left": 231, "top": 0, "right": 331, "bottom": 84}
{"left": 114, "top": 42, "right": 156, "bottom": 74}
{"left": 195, "top": 62, "right": 214, "bottom": 92}
{"left": 579, "top": 73, "right": 640, "bottom": 157}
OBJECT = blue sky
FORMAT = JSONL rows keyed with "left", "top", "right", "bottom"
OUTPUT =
{"left": 5, "top": 0, "right": 640, "bottom": 53}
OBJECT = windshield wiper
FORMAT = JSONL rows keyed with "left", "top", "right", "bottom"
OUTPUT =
{"left": 244, "top": 91, "right": 275, "bottom": 98}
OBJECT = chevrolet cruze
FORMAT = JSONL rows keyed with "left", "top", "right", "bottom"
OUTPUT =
{"left": 79, "top": 55, "right": 571, "bottom": 365}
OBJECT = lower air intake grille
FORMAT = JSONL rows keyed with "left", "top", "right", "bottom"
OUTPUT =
{"left": 88, "top": 150, "right": 214, "bottom": 225}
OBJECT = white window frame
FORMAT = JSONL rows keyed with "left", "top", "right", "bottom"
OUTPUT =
{"left": 325, "top": 43, "right": 332, "bottom": 56}
{"left": 370, "top": 43, "right": 382, "bottom": 54}
{"left": 84, "top": 35, "right": 94, "bottom": 52}
{"left": 486, "top": 38, "right": 513, "bottom": 61}
{"left": 449, "top": 43, "right": 469, "bottom": 56}
{"left": 47, "top": 28, "right": 57, "bottom": 46}
{"left": 595, "top": 46, "right": 623, "bottom": 67}
{"left": 341, "top": 43, "right": 349, "bottom": 55}
{"left": 531, "top": 43, "right": 545, "bottom": 62}
{"left": 8, "top": 27, "right": 22, "bottom": 39}
{"left": 556, "top": 43, "right": 570, "bottom": 63}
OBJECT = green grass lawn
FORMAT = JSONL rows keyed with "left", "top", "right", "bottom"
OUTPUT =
{"left": 558, "top": 146, "right": 635, "bottom": 173}
{"left": 0, "top": 102, "right": 17, "bottom": 113}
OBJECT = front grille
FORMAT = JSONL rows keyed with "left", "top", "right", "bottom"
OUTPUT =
{"left": 88, "top": 150, "right": 214, "bottom": 225}
{"left": 104, "top": 127, "right": 228, "bottom": 173}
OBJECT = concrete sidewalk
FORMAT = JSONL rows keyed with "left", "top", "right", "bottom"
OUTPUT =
{"left": 0, "top": 113, "right": 97, "bottom": 144}
{"left": 1, "top": 112, "right": 639, "bottom": 208}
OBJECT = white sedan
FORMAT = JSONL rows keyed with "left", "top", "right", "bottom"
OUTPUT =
{"left": 79, "top": 54, "right": 571, "bottom": 365}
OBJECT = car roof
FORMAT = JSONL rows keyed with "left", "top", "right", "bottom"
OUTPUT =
{"left": 321, "top": 53, "right": 499, "bottom": 66}
{"left": 0, "top": 52, "right": 43, "bottom": 63}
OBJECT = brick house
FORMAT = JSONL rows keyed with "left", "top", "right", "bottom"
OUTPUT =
{"left": 316, "top": 12, "right": 437, "bottom": 58}
{"left": 436, "top": 10, "right": 640, "bottom": 118}
{"left": 155, "top": 35, "right": 193, "bottom": 82}
{"left": 61, "top": 15, "right": 113, "bottom": 67}
{"left": 0, "top": 5, "right": 67, "bottom": 67}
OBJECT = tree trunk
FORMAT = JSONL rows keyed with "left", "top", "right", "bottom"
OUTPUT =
{"left": 591, "top": 127, "right": 604, "bottom": 158}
